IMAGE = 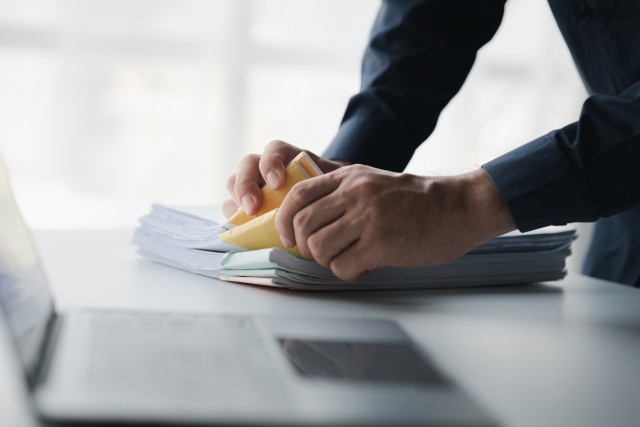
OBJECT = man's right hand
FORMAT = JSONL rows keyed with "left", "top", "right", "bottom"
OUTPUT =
{"left": 223, "top": 140, "right": 346, "bottom": 218}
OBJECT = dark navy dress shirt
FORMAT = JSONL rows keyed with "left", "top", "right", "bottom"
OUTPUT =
{"left": 324, "top": 0, "right": 640, "bottom": 286}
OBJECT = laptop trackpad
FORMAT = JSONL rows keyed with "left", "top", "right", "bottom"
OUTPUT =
{"left": 279, "top": 339, "right": 448, "bottom": 387}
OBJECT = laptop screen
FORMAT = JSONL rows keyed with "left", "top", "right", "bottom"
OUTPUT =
{"left": 0, "top": 157, "right": 55, "bottom": 380}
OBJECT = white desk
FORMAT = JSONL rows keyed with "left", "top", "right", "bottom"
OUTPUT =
{"left": 5, "top": 230, "right": 640, "bottom": 427}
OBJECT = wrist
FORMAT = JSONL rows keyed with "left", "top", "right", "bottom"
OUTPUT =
{"left": 459, "top": 168, "right": 516, "bottom": 242}
{"left": 399, "top": 170, "right": 517, "bottom": 267}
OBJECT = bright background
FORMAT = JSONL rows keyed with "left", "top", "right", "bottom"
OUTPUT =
{"left": 0, "top": 0, "right": 591, "bottom": 270}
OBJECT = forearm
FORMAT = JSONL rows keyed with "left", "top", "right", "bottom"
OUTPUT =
{"left": 484, "top": 80, "right": 640, "bottom": 231}
{"left": 324, "top": 0, "right": 506, "bottom": 171}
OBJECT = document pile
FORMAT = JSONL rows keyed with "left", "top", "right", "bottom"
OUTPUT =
{"left": 133, "top": 204, "right": 577, "bottom": 291}
{"left": 133, "top": 152, "right": 576, "bottom": 290}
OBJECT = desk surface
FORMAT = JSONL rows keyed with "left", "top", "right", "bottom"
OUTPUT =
{"left": 4, "top": 230, "right": 640, "bottom": 427}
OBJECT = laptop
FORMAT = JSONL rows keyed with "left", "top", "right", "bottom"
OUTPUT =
{"left": 0, "top": 157, "right": 496, "bottom": 426}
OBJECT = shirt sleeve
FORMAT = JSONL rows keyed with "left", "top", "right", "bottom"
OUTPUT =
{"left": 483, "top": 80, "right": 640, "bottom": 231}
{"left": 323, "top": 0, "right": 506, "bottom": 172}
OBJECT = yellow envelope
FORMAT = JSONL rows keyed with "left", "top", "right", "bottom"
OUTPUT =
{"left": 220, "top": 152, "right": 322, "bottom": 257}
{"left": 219, "top": 209, "right": 302, "bottom": 257}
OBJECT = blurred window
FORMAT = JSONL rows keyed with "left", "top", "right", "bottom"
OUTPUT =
{"left": 0, "top": 0, "right": 585, "bottom": 236}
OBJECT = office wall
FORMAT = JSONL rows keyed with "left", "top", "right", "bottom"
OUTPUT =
{"left": 0, "top": 0, "right": 591, "bottom": 270}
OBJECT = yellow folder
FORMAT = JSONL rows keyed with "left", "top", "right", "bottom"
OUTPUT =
{"left": 220, "top": 209, "right": 302, "bottom": 257}
{"left": 220, "top": 152, "right": 322, "bottom": 257}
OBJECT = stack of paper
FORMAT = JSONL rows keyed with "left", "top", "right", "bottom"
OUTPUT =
{"left": 134, "top": 204, "right": 235, "bottom": 251}
{"left": 132, "top": 204, "right": 229, "bottom": 276}
{"left": 133, "top": 204, "right": 577, "bottom": 291}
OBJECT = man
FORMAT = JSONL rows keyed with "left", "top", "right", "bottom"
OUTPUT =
{"left": 224, "top": 0, "right": 640, "bottom": 284}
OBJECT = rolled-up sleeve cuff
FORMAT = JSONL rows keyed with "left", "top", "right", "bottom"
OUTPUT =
{"left": 482, "top": 134, "right": 595, "bottom": 232}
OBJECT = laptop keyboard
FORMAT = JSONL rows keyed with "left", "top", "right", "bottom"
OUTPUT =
{"left": 79, "top": 311, "right": 286, "bottom": 401}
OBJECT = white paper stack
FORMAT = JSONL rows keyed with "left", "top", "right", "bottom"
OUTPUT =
{"left": 133, "top": 205, "right": 229, "bottom": 276}
{"left": 133, "top": 204, "right": 577, "bottom": 291}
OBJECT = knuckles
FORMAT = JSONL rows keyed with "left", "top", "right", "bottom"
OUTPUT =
{"left": 306, "top": 234, "right": 329, "bottom": 266}
{"left": 287, "top": 182, "right": 312, "bottom": 205}
{"left": 238, "top": 153, "right": 260, "bottom": 169}
{"left": 292, "top": 210, "right": 309, "bottom": 231}
{"left": 266, "top": 139, "right": 283, "bottom": 148}
{"left": 337, "top": 165, "right": 384, "bottom": 200}
{"left": 265, "top": 140, "right": 289, "bottom": 153}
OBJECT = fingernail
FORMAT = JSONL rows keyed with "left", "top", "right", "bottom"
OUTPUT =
{"left": 242, "top": 195, "right": 253, "bottom": 213}
{"left": 266, "top": 171, "right": 279, "bottom": 189}
{"left": 280, "top": 236, "right": 293, "bottom": 248}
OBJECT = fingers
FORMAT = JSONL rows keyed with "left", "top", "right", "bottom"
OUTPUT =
{"left": 329, "top": 239, "right": 380, "bottom": 282}
{"left": 305, "top": 213, "right": 361, "bottom": 268}
{"left": 226, "top": 173, "right": 237, "bottom": 205}
{"left": 259, "top": 140, "right": 300, "bottom": 190}
{"left": 222, "top": 199, "right": 239, "bottom": 218}
{"left": 291, "top": 197, "right": 347, "bottom": 261}
{"left": 275, "top": 174, "right": 340, "bottom": 248}
{"left": 229, "top": 141, "right": 303, "bottom": 216}
{"left": 233, "top": 154, "right": 263, "bottom": 215}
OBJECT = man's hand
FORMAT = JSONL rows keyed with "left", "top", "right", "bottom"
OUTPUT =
{"left": 223, "top": 140, "right": 346, "bottom": 218}
{"left": 276, "top": 165, "right": 516, "bottom": 281}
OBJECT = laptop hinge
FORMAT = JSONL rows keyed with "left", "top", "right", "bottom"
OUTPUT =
{"left": 30, "top": 313, "right": 64, "bottom": 389}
